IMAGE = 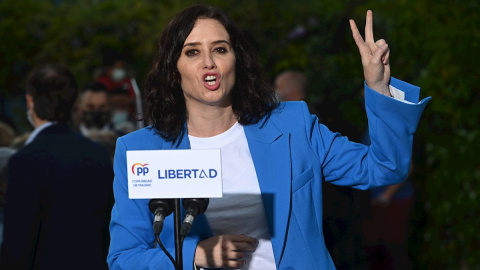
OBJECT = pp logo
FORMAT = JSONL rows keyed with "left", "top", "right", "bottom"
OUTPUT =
{"left": 132, "top": 163, "right": 149, "bottom": 176}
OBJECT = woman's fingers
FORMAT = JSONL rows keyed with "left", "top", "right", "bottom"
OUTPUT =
{"left": 375, "top": 39, "right": 386, "bottom": 47}
{"left": 232, "top": 240, "right": 257, "bottom": 252}
{"left": 365, "top": 10, "right": 374, "bottom": 44}
{"left": 225, "top": 258, "right": 247, "bottom": 268}
{"left": 351, "top": 14, "right": 390, "bottom": 66}
{"left": 382, "top": 46, "right": 390, "bottom": 65}
{"left": 349, "top": 19, "right": 366, "bottom": 53}
{"left": 233, "top": 234, "right": 258, "bottom": 243}
{"left": 372, "top": 43, "right": 389, "bottom": 64}
{"left": 350, "top": 10, "right": 391, "bottom": 95}
{"left": 224, "top": 250, "right": 246, "bottom": 260}
{"left": 195, "top": 234, "right": 258, "bottom": 268}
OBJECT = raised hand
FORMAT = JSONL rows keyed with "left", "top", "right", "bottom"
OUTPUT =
{"left": 350, "top": 10, "right": 391, "bottom": 96}
{"left": 194, "top": 234, "right": 258, "bottom": 268}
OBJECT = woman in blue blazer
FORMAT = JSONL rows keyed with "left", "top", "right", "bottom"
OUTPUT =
{"left": 107, "top": 5, "right": 430, "bottom": 270}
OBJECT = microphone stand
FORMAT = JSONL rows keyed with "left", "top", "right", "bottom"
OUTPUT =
{"left": 130, "top": 78, "right": 145, "bottom": 130}
{"left": 174, "top": 198, "right": 183, "bottom": 270}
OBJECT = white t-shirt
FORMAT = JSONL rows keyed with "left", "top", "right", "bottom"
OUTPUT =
{"left": 189, "top": 122, "right": 276, "bottom": 269}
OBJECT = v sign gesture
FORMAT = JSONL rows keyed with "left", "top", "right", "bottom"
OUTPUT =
{"left": 350, "top": 10, "right": 391, "bottom": 97}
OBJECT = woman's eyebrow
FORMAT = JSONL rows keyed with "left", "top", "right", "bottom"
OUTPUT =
{"left": 212, "top": 40, "right": 231, "bottom": 46}
{"left": 183, "top": 40, "right": 231, "bottom": 48}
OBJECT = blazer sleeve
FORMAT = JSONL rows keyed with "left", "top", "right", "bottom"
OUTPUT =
{"left": 107, "top": 137, "right": 201, "bottom": 270}
{"left": 309, "top": 77, "right": 430, "bottom": 189}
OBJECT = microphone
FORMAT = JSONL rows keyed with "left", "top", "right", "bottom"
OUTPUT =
{"left": 148, "top": 199, "right": 174, "bottom": 235}
{"left": 180, "top": 198, "right": 209, "bottom": 236}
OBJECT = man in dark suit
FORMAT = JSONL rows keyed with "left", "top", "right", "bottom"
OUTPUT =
{"left": 0, "top": 64, "right": 114, "bottom": 269}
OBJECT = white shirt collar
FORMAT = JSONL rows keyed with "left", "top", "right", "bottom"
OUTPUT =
{"left": 25, "top": 121, "right": 56, "bottom": 145}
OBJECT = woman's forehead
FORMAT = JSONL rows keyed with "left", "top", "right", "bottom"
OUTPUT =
{"left": 184, "top": 18, "right": 231, "bottom": 44}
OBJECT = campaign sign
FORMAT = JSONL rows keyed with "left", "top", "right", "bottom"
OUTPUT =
{"left": 126, "top": 149, "right": 223, "bottom": 199}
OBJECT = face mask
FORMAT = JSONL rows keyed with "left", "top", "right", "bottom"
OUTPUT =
{"left": 82, "top": 111, "right": 111, "bottom": 129}
{"left": 26, "top": 104, "right": 35, "bottom": 128}
{"left": 111, "top": 110, "right": 129, "bottom": 126}
{"left": 112, "top": 68, "right": 126, "bottom": 82}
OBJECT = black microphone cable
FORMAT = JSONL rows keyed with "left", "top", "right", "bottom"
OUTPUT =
{"left": 148, "top": 199, "right": 177, "bottom": 268}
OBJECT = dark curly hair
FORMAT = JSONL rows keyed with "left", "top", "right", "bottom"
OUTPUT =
{"left": 144, "top": 5, "right": 279, "bottom": 144}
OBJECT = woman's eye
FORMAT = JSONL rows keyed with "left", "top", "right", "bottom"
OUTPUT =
{"left": 185, "top": 49, "right": 198, "bottom": 57}
{"left": 214, "top": 47, "right": 227, "bottom": 53}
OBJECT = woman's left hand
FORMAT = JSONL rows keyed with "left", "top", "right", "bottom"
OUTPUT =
{"left": 350, "top": 10, "right": 391, "bottom": 96}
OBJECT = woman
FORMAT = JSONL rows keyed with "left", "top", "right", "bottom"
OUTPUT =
{"left": 107, "top": 5, "right": 430, "bottom": 270}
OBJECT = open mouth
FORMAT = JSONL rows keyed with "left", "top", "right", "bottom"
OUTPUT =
{"left": 204, "top": 75, "right": 217, "bottom": 85}
{"left": 203, "top": 73, "right": 221, "bottom": 90}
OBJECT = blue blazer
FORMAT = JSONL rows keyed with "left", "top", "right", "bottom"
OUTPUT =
{"left": 108, "top": 78, "right": 430, "bottom": 270}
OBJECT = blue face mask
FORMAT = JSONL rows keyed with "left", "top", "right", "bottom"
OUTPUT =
{"left": 111, "top": 110, "right": 129, "bottom": 126}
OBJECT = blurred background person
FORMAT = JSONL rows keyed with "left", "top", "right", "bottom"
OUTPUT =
{"left": 96, "top": 48, "right": 136, "bottom": 99}
{"left": 0, "top": 117, "right": 19, "bottom": 141}
{"left": 0, "top": 148, "right": 15, "bottom": 248}
{"left": 9, "top": 133, "right": 31, "bottom": 150}
{"left": 74, "top": 83, "right": 130, "bottom": 160}
{"left": 274, "top": 70, "right": 321, "bottom": 116}
{"left": 0, "top": 122, "right": 15, "bottom": 148}
{"left": 360, "top": 130, "right": 417, "bottom": 270}
{"left": 109, "top": 86, "right": 136, "bottom": 134}
{"left": 0, "top": 121, "right": 16, "bottom": 248}
{"left": 95, "top": 49, "right": 145, "bottom": 132}
{"left": 0, "top": 147, "right": 15, "bottom": 248}
{"left": 0, "top": 64, "right": 114, "bottom": 270}
{"left": 274, "top": 70, "right": 307, "bottom": 101}
{"left": 74, "top": 82, "right": 112, "bottom": 136}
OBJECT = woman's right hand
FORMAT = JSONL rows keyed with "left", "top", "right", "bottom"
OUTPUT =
{"left": 194, "top": 234, "right": 258, "bottom": 268}
{"left": 350, "top": 10, "right": 391, "bottom": 96}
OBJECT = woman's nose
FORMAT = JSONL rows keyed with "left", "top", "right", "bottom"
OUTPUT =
{"left": 202, "top": 53, "right": 216, "bottom": 69}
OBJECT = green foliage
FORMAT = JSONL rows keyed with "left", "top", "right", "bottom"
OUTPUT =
{"left": 369, "top": 1, "right": 480, "bottom": 268}
{"left": 1, "top": 0, "right": 479, "bottom": 268}
{"left": 0, "top": 0, "right": 185, "bottom": 90}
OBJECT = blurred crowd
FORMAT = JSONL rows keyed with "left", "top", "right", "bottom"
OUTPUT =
{"left": 1, "top": 50, "right": 140, "bottom": 156}
{"left": 0, "top": 51, "right": 142, "bottom": 269}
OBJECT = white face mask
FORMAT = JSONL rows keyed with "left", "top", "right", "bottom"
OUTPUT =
{"left": 112, "top": 68, "right": 126, "bottom": 82}
{"left": 26, "top": 104, "right": 35, "bottom": 128}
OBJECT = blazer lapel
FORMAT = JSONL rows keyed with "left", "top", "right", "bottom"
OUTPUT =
{"left": 244, "top": 119, "right": 292, "bottom": 265}
{"left": 159, "top": 128, "right": 191, "bottom": 150}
